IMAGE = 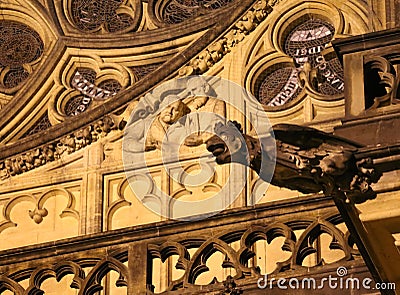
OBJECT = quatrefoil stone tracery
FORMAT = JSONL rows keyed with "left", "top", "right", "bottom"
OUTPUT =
{"left": 257, "top": 18, "right": 344, "bottom": 107}
{"left": 70, "top": 0, "right": 136, "bottom": 33}
{"left": 0, "top": 20, "right": 44, "bottom": 94}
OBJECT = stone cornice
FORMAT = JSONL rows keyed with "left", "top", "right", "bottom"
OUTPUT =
{"left": 333, "top": 27, "right": 400, "bottom": 59}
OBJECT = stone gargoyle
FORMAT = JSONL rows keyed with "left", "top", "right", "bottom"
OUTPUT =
{"left": 206, "top": 121, "right": 381, "bottom": 203}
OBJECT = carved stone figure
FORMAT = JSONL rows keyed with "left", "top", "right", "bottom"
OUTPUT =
{"left": 206, "top": 121, "right": 381, "bottom": 203}
{"left": 124, "top": 76, "right": 226, "bottom": 152}
{"left": 182, "top": 76, "right": 226, "bottom": 145}
{"left": 145, "top": 95, "right": 191, "bottom": 150}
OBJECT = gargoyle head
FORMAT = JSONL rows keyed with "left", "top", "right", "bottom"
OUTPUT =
{"left": 206, "top": 121, "right": 247, "bottom": 165}
{"left": 207, "top": 121, "right": 381, "bottom": 204}
{"left": 206, "top": 121, "right": 262, "bottom": 168}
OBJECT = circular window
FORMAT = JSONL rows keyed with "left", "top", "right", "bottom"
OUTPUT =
{"left": 0, "top": 21, "right": 44, "bottom": 68}
{"left": 0, "top": 20, "right": 44, "bottom": 94}
{"left": 284, "top": 19, "right": 335, "bottom": 67}
{"left": 254, "top": 18, "right": 344, "bottom": 108}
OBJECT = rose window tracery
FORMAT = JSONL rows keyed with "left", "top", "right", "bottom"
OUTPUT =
{"left": 69, "top": 0, "right": 136, "bottom": 33}
{"left": 162, "top": 0, "right": 235, "bottom": 24}
{"left": 0, "top": 20, "right": 44, "bottom": 94}
{"left": 74, "top": 68, "right": 96, "bottom": 84}
{"left": 256, "top": 18, "right": 344, "bottom": 107}
{"left": 3, "top": 68, "right": 30, "bottom": 89}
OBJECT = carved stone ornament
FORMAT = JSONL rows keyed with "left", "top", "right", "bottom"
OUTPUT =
{"left": 0, "top": 115, "right": 125, "bottom": 180}
{"left": 147, "top": 212, "right": 356, "bottom": 291}
{"left": 206, "top": 121, "right": 382, "bottom": 203}
{"left": 219, "top": 276, "right": 243, "bottom": 295}
{"left": 364, "top": 55, "right": 400, "bottom": 110}
{"left": 178, "top": 0, "right": 274, "bottom": 76}
{"left": 0, "top": 211, "right": 354, "bottom": 294}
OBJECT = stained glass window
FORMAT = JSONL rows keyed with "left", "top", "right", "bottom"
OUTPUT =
{"left": 0, "top": 20, "right": 43, "bottom": 93}
{"left": 70, "top": 0, "right": 134, "bottom": 33}
{"left": 66, "top": 70, "right": 122, "bottom": 116}
{"left": 256, "top": 18, "right": 344, "bottom": 107}
{"left": 97, "top": 79, "right": 122, "bottom": 93}
{"left": 131, "top": 63, "right": 163, "bottom": 81}
{"left": 258, "top": 67, "right": 301, "bottom": 107}
{"left": 22, "top": 113, "right": 52, "bottom": 137}
{"left": 65, "top": 95, "right": 88, "bottom": 116}
{"left": 284, "top": 19, "right": 335, "bottom": 67}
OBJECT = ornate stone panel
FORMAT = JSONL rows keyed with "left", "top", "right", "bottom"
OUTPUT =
{"left": 104, "top": 172, "right": 162, "bottom": 230}
{"left": 0, "top": 183, "right": 81, "bottom": 250}
{"left": 363, "top": 55, "right": 400, "bottom": 111}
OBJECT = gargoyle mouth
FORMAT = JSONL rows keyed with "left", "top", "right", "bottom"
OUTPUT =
{"left": 206, "top": 143, "right": 226, "bottom": 157}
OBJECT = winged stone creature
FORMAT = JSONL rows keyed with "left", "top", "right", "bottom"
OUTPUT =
{"left": 206, "top": 121, "right": 381, "bottom": 203}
